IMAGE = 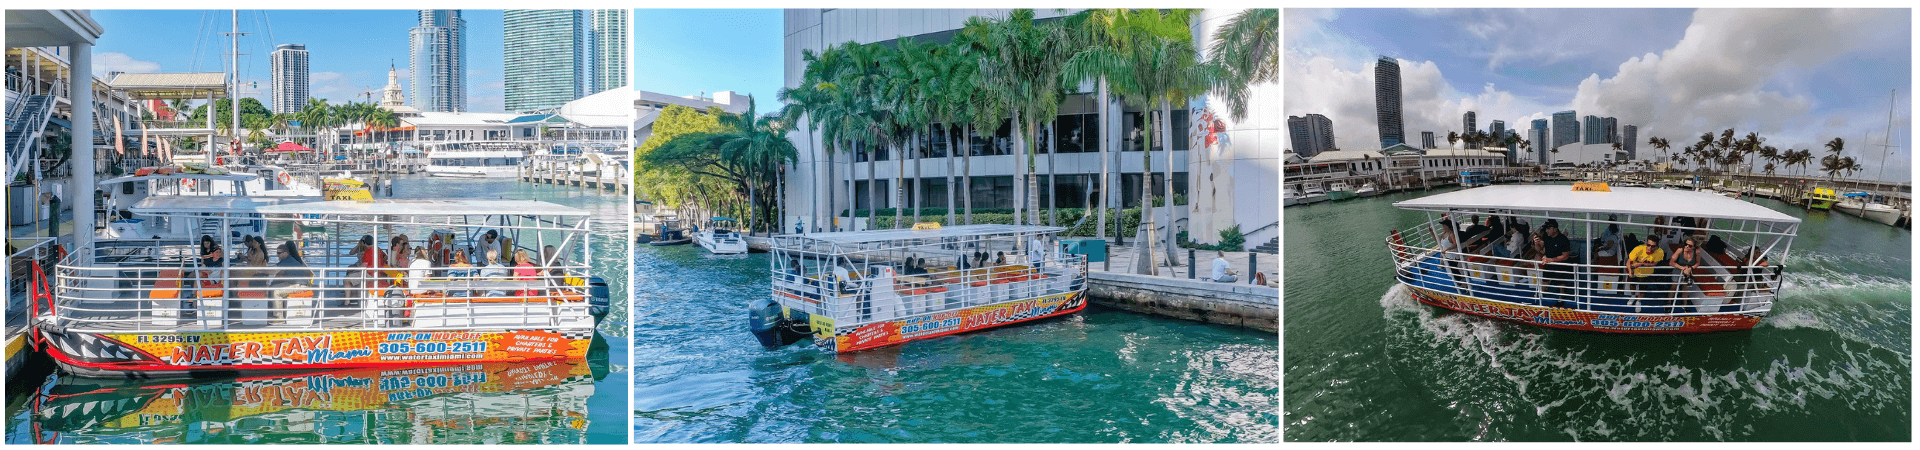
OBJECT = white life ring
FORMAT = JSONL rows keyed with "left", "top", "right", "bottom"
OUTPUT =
{"left": 183, "top": 178, "right": 197, "bottom": 190}
{"left": 278, "top": 172, "right": 293, "bottom": 185}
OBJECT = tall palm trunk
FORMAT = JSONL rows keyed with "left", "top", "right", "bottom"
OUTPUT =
{"left": 1012, "top": 109, "right": 1026, "bottom": 226}
{"left": 912, "top": 128, "right": 923, "bottom": 226}
{"left": 867, "top": 146, "right": 878, "bottom": 230}
{"left": 1046, "top": 121, "right": 1057, "bottom": 227}
{"left": 896, "top": 135, "right": 907, "bottom": 229}
{"left": 1160, "top": 100, "right": 1181, "bottom": 266}
{"left": 963, "top": 124, "right": 974, "bottom": 225}
{"left": 1096, "top": 78, "right": 1109, "bottom": 240}
{"left": 1135, "top": 107, "right": 1157, "bottom": 276}
{"left": 945, "top": 124, "right": 956, "bottom": 226}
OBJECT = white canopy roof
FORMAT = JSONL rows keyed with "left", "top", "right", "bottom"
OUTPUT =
{"left": 99, "top": 172, "right": 260, "bottom": 184}
{"left": 1395, "top": 185, "right": 1800, "bottom": 223}
{"left": 131, "top": 197, "right": 590, "bottom": 217}
{"left": 783, "top": 224, "right": 1067, "bottom": 246}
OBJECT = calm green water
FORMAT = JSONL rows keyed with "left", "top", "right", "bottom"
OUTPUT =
{"left": 1283, "top": 188, "right": 1911, "bottom": 441}
{"left": 630, "top": 245, "right": 1277, "bottom": 443}
{"left": 5, "top": 176, "right": 631, "bottom": 445}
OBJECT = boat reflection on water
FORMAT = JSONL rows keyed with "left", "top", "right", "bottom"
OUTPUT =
{"left": 24, "top": 356, "right": 605, "bottom": 445}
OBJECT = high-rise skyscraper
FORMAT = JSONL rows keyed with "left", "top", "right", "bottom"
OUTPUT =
{"left": 1532, "top": 119, "right": 1550, "bottom": 165}
{"left": 504, "top": 10, "right": 628, "bottom": 113}
{"left": 1623, "top": 125, "right": 1638, "bottom": 159}
{"left": 410, "top": 10, "right": 468, "bottom": 112}
{"left": 1584, "top": 115, "right": 1606, "bottom": 144}
{"left": 1287, "top": 114, "right": 1335, "bottom": 157}
{"left": 1602, "top": 117, "right": 1619, "bottom": 144}
{"left": 1374, "top": 56, "right": 1403, "bottom": 148}
{"left": 1421, "top": 131, "right": 1436, "bottom": 149}
{"left": 590, "top": 9, "right": 629, "bottom": 93}
{"left": 1488, "top": 120, "right": 1504, "bottom": 140}
{"left": 1463, "top": 111, "right": 1477, "bottom": 135}
{"left": 268, "top": 43, "right": 309, "bottom": 114}
{"left": 1552, "top": 111, "right": 1578, "bottom": 149}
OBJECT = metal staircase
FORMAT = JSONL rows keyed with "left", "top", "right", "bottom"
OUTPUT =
{"left": 1251, "top": 236, "right": 1278, "bottom": 254}
{"left": 7, "top": 95, "right": 56, "bottom": 181}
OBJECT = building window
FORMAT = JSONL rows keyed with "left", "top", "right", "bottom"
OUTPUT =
{"left": 1054, "top": 113, "right": 1098, "bottom": 154}
{"left": 968, "top": 175, "right": 1016, "bottom": 209}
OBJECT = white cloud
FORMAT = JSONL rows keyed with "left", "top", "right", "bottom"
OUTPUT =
{"left": 91, "top": 52, "right": 159, "bottom": 76}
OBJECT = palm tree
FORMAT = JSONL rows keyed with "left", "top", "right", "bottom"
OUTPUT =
{"left": 964, "top": 9, "right": 1078, "bottom": 229}
{"left": 883, "top": 38, "right": 941, "bottom": 228}
{"left": 1446, "top": 131, "right": 1459, "bottom": 148}
{"left": 1061, "top": 8, "right": 1212, "bottom": 269}
{"left": 776, "top": 55, "right": 829, "bottom": 232}
{"left": 1203, "top": 9, "right": 1276, "bottom": 122}
{"left": 1647, "top": 136, "right": 1672, "bottom": 172}
{"left": 716, "top": 100, "right": 802, "bottom": 231}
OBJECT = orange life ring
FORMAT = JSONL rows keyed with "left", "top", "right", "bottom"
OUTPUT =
{"left": 278, "top": 172, "right": 292, "bottom": 185}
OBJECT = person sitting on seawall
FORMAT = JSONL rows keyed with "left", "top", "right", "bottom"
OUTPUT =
{"left": 1209, "top": 251, "right": 1238, "bottom": 283}
{"left": 446, "top": 249, "right": 474, "bottom": 299}
{"left": 479, "top": 249, "right": 511, "bottom": 297}
{"left": 1625, "top": 234, "right": 1667, "bottom": 301}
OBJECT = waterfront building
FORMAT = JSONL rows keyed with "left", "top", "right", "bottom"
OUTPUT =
{"left": 380, "top": 64, "right": 405, "bottom": 107}
{"left": 268, "top": 43, "right": 308, "bottom": 114}
{"left": 1463, "top": 111, "right": 1476, "bottom": 135}
{"left": 1602, "top": 117, "right": 1618, "bottom": 145}
{"left": 410, "top": 9, "right": 467, "bottom": 112}
{"left": 1583, "top": 115, "right": 1606, "bottom": 145}
{"left": 1421, "top": 131, "right": 1436, "bottom": 149}
{"left": 1376, "top": 56, "right": 1403, "bottom": 147}
{"left": 634, "top": 90, "right": 750, "bottom": 147}
{"left": 1551, "top": 110, "right": 1578, "bottom": 148}
{"left": 1544, "top": 142, "right": 1629, "bottom": 167}
{"left": 1287, "top": 113, "right": 1334, "bottom": 157}
{"left": 777, "top": 9, "right": 1278, "bottom": 249}
{"left": 1622, "top": 124, "right": 1638, "bottom": 159}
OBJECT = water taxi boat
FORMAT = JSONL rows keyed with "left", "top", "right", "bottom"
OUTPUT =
{"left": 24, "top": 359, "right": 596, "bottom": 444}
{"left": 30, "top": 196, "right": 608, "bottom": 377}
{"left": 1801, "top": 187, "right": 1837, "bottom": 210}
{"left": 750, "top": 224, "right": 1089, "bottom": 352}
{"left": 1460, "top": 171, "right": 1493, "bottom": 188}
{"left": 694, "top": 217, "right": 749, "bottom": 255}
{"left": 1386, "top": 183, "right": 1797, "bottom": 333}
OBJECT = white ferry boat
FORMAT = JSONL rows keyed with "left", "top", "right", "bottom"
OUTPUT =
{"left": 1386, "top": 183, "right": 1797, "bottom": 333}
{"left": 425, "top": 149, "right": 525, "bottom": 178}
{"left": 750, "top": 224, "right": 1088, "bottom": 352}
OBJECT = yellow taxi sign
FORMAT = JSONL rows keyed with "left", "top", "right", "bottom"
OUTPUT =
{"left": 912, "top": 222, "right": 943, "bottom": 230}
{"left": 1572, "top": 182, "right": 1611, "bottom": 192}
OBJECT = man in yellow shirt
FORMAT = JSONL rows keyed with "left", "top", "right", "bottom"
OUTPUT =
{"left": 1625, "top": 235, "right": 1666, "bottom": 301}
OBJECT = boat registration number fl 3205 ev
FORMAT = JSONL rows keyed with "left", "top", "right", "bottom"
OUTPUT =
{"left": 1386, "top": 184, "right": 1798, "bottom": 333}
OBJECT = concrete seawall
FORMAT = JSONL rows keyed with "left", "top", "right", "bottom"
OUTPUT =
{"left": 1087, "top": 272, "right": 1278, "bottom": 333}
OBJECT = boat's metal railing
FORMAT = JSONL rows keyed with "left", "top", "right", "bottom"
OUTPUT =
{"left": 770, "top": 253, "right": 1088, "bottom": 329}
{"left": 1386, "top": 215, "right": 1788, "bottom": 316}
{"left": 48, "top": 246, "right": 595, "bottom": 334}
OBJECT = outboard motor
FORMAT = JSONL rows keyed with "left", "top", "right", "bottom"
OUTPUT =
{"left": 748, "top": 299, "right": 809, "bottom": 348}
{"left": 588, "top": 276, "right": 611, "bottom": 322}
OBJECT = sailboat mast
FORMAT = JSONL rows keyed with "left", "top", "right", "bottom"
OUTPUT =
{"left": 231, "top": 9, "right": 240, "bottom": 158}
{"left": 1878, "top": 89, "right": 1895, "bottom": 185}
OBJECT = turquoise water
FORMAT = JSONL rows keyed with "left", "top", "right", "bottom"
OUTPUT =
{"left": 1283, "top": 188, "right": 1910, "bottom": 441}
{"left": 630, "top": 245, "right": 1277, "bottom": 443}
{"left": 5, "top": 176, "right": 631, "bottom": 445}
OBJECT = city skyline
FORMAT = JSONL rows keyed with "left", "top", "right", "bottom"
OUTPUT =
{"left": 1288, "top": 8, "right": 1912, "bottom": 181}
{"left": 88, "top": 10, "right": 512, "bottom": 113}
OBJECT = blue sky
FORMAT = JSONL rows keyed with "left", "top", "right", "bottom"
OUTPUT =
{"left": 631, "top": 9, "right": 784, "bottom": 114}
{"left": 1288, "top": 8, "right": 1912, "bottom": 181}
{"left": 91, "top": 10, "right": 509, "bottom": 112}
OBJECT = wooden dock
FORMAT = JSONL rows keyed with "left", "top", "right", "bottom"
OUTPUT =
{"left": 519, "top": 165, "right": 630, "bottom": 194}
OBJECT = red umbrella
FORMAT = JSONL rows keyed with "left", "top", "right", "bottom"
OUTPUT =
{"left": 269, "top": 141, "right": 315, "bottom": 152}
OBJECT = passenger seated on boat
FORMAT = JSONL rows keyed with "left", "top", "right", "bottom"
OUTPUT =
{"left": 480, "top": 250, "right": 511, "bottom": 297}
{"left": 1626, "top": 235, "right": 1668, "bottom": 299}
{"left": 995, "top": 252, "right": 1008, "bottom": 266}
{"left": 1594, "top": 223, "right": 1622, "bottom": 258}
{"left": 409, "top": 247, "right": 434, "bottom": 296}
{"left": 475, "top": 230, "right": 503, "bottom": 265}
{"left": 1467, "top": 215, "right": 1503, "bottom": 253}
{"left": 1703, "top": 235, "right": 1730, "bottom": 256}
{"left": 1498, "top": 224, "right": 1529, "bottom": 259}
{"left": 447, "top": 249, "right": 475, "bottom": 298}
{"left": 512, "top": 249, "right": 541, "bottom": 296}
{"left": 1210, "top": 251, "right": 1238, "bottom": 283}
{"left": 543, "top": 245, "right": 566, "bottom": 277}
{"left": 269, "top": 242, "right": 315, "bottom": 318}
{"left": 1460, "top": 216, "right": 1491, "bottom": 252}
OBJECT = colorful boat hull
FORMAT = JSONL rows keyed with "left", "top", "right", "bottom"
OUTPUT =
{"left": 1405, "top": 285, "right": 1764, "bottom": 333}
{"left": 35, "top": 327, "right": 595, "bottom": 378}
{"left": 800, "top": 291, "right": 1087, "bottom": 353}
